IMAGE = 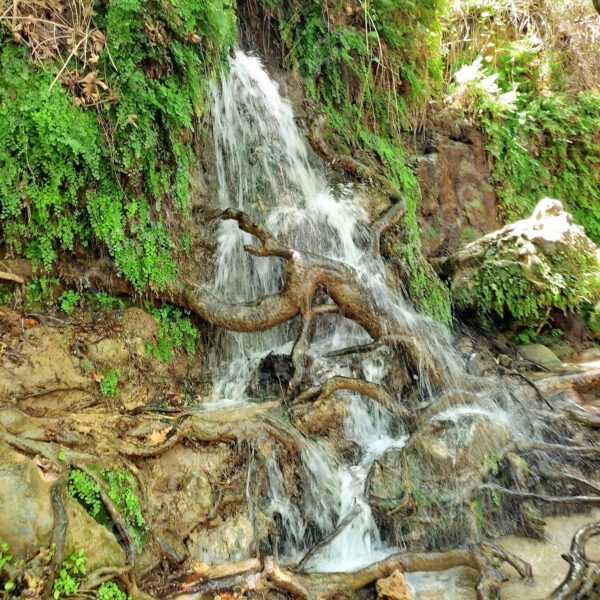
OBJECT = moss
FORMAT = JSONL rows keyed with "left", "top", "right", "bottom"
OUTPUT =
{"left": 462, "top": 241, "right": 600, "bottom": 329}
{"left": 0, "top": 0, "right": 236, "bottom": 290}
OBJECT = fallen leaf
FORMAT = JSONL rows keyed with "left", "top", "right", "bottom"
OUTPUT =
{"left": 148, "top": 427, "right": 171, "bottom": 444}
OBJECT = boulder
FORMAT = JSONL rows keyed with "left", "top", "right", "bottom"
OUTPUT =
{"left": 436, "top": 199, "right": 600, "bottom": 323}
{"left": 517, "top": 344, "right": 562, "bottom": 371}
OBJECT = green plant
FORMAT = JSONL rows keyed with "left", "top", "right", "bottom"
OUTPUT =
{"left": 466, "top": 242, "right": 600, "bottom": 328}
{"left": 68, "top": 468, "right": 146, "bottom": 554}
{"left": 96, "top": 582, "right": 130, "bottom": 600}
{"left": 102, "top": 470, "right": 147, "bottom": 554}
{"left": 100, "top": 369, "right": 120, "bottom": 398}
{"left": 59, "top": 290, "right": 81, "bottom": 314}
{"left": 146, "top": 304, "right": 198, "bottom": 362}
{"left": 0, "top": 543, "right": 14, "bottom": 598}
{"left": 53, "top": 549, "right": 87, "bottom": 599}
{"left": 0, "top": 0, "right": 236, "bottom": 291}
{"left": 24, "top": 277, "right": 59, "bottom": 307}
{"left": 68, "top": 470, "right": 102, "bottom": 518}
{"left": 91, "top": 293, "right": 125, "bottom": 310}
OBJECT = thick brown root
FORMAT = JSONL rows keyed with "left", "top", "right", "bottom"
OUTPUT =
{"left": 168, "top": 542, "right": 531, "bottom": 600}
{"left": 549, "top": 521, "right": 600, "bottom": 599}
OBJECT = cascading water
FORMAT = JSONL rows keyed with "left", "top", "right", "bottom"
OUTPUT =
{"left": 206, "top": 50, "right": 499, "bottom": 573}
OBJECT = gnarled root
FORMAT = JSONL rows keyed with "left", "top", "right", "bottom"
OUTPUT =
{"left": 168, "top": 542, "right": 531, "bottom": 600}
{"left": 549, "top": 521, "right": 600, "bottom": 599}
{"left": 294, "top": 375, "right": 407, "bottom": 416}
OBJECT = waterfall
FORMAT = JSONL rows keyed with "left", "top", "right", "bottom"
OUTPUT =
{"left": 206, "top": 50, "right": 491, "bottom": 572}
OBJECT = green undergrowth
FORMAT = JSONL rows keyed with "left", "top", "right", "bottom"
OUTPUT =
{"left": 250, "top": 0, "right": 452, "bottom": 324}
{"left": 146, "top": 303, "right": 199, "bottom": 362}
{"left": 0, "top": 0, "right": 235, "bottom": 291}
{"left": 68, "top": 468, "right": 147, "bottom": 554}
{"left": 456, "top": 240, "right": 600, "bottom": 330}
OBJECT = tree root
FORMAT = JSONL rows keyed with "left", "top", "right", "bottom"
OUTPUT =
{"left": 169, "top": 541, "right": 531, "bottom": 600}
{"left": 549, "top": 521, "right": 600, "bottom": 599}
{"left": 294, "top": 375, "right": 406, "bottom": 416}
{"left": 481, "top": 484, "right": 600, "bottom": 505}
{"left": 42, "top": 478, "right": 69, "bottom": 598}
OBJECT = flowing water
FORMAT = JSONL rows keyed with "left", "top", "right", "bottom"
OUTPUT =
{"left": 206, "top": 50, "right": 515, "bottom": 573}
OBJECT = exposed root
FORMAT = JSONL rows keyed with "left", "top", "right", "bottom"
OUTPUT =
{"left": 481, "top": 484, "right": 600, "bottom": 505}
{"left": 169, "top": 542, "right": 531, "bottom": 600}
{"left": 42, "top": 478, "right": 69, "bottom": 598}
{"left": 371, "top": 200, "right": 407, "bottom": 257}
{"left": 549, "top": 521, "right": 600, "bottom": 599}
{"left": 294, "top": 375, "right": 404, "bottom": 415}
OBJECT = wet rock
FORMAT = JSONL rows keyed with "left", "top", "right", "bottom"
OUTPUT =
{"left": 376, "top": 569, "right": 414, "bottom": 600}
{"left": 187, "top": 514, "right": 256, "bottom": 564}
{"left": 246, "top": 353, "right": 293, "bottom": 399}
{"left": 0, "top": 443, "right": 124, "bottom": 569}
{"left": 0, "top": 443, "right": 54, "bottom": 558}
{"left": 416, "top": 118, "right": 500, "bottom": 258}
{"left": 517, "top": 344, "right": 562, "bottom": 371}
{"left": 436, "top": 199, "right": 600, "bottom": 320}
{"left": 65, "top": 498, "right": 125, "bottom": 570}
{"left": 87, "top": 338, "right": 130, "bottom": 366}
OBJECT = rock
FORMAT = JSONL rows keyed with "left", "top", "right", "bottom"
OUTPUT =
{"left": 87, "top": 338, "right": 129, "bottom": 366}
{"left": 0, "top": 443, "right": 124, "bottom": 569}
{"left": 376, "top": 569, "right": 414, "bottom": 600}
{"left": 416, "top": 118, "right": 501, "bottom": 257}
{"left": 0, "top": 443, "right": 55, "bottom": 558}
{"left": 0, "top": 328, "right": 89, "bottom": 399}
{"left": 65, "top": 498, "right": 125, "bottom": 570}
{"left": 187, "top": 513, "right": 257, "bottom": 564}
{"left": 517, "top": 344, "right": 562, "bottom": 371}
{"left": 436, "top": 199, "right": 600, "bottom": 324}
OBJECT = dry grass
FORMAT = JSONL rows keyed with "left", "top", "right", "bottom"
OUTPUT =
{"left": 443, "top": 0, "right": 600, "bottom": 92}
{"left": 0, "top": 0, "right": 108, "bottom": 92}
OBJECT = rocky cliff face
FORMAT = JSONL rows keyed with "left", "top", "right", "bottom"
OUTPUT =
{"left": 416, "top": 112, "right": 501, "bottom": 258}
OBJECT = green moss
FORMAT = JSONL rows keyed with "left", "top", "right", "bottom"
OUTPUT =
{"left": 464, "top": 242, "right": 600, "bottom": 328}
{"left": 0, "top": 0, "right": 236, "bottom": 290}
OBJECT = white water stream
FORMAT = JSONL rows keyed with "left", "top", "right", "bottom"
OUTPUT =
{"left": 207, "top": 50, "right": 475, "bottom": 573}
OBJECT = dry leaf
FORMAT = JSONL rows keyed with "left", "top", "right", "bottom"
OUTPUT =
{"left": 148, "top": 427, "right": 171, "bottom": 444}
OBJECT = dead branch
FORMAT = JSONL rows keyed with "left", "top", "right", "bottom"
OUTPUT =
{"left": 549, "top": 521, "right": 600, "bottom": 599}
{"left": 0, "top": 270, "right": 24, "bottom": 284}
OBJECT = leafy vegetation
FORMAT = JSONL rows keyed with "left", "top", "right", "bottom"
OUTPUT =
{"left": 99, "top": 369, "right": 120, "bottom": 398}
{"left": 59, "top": 290, "right": 82, "bottom": 314}
{"left": 102, "top": 470, "right": 147, "bottom": 554}
{"left": 456, "top": 239, "right": 600, "bottom": 329}
{"left": 0, "top": 0, "right": 236, "bottom": 290}
{"left": 445, "top": 0, "right": 600, "bottom": 245}
{"left": 146, "top": 303, "right": 199, "bottom": 362}
{"left": 96, "top": 582, "right": 130, "bottom": 600}
{"left": 0, "top": 543, "right": 14, "bottom": 597}
{"left": 68, "top": 468, "right": 146, "bottom": 554}
{"left": 53, "top": 549, "right": 87, "bottom": 599}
